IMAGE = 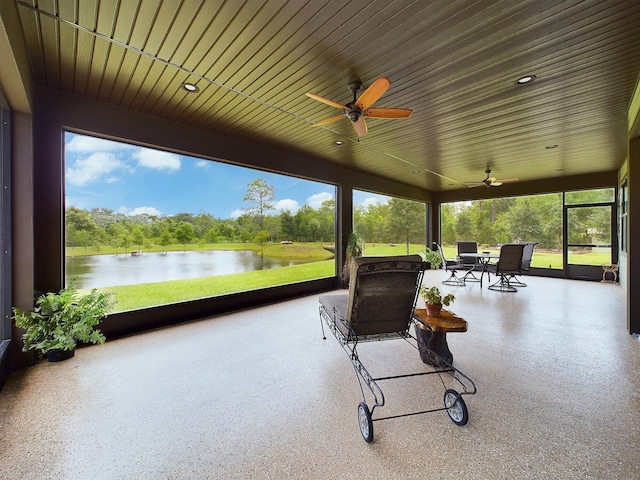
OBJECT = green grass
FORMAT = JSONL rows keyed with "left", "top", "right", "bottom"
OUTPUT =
{"left": 87, "top": 241, "right": 610, "bottom": 312}
{"left": 102, "top": 260, "right": 335, "bottom": 312}
{"left": 440, "top": 245, "right": 611, "bottom": 269}
{"left": 361, "top": 242, "right": 426, "bottom": 256}
{"left": 259, "top": 242, "right": 334, "bottom": 260}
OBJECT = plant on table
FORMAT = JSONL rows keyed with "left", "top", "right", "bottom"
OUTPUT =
{"left": 419, "top": 286, "right": 455, "bottom": 316}
{"left": 13, "top": 285, "right": 116, "bottom": 361}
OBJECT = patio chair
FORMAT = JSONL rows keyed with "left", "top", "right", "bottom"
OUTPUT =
{"left": 509, "top": 242, "right": 537, "bottom": 287}
{"left": 436, "top": 243, "right": 467, "bottom": 286}
{"left": 487, "top": 244, "right": 525, "bottom": 292}
{"left": 457, "top": 241, "right": 481, "bottom": 282}
{"left": 318, "top": 255, "right": 476, "bottom": 442}
{"left": 320, "top": 255, "right": 425, "bottom": 340}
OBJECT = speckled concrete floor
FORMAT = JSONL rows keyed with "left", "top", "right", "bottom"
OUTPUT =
{"left": 1, "top": 272, "right": 638, "bottom": 480}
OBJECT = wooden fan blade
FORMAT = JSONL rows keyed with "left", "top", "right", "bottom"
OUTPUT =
{"left": 496, "top": 177, "right": 519, "bottom": 184}
{"left": 311, "top": 114, "right": 346, "bottom": 127}
{"left": 364, "top": 108, "right": 412, "bottom": 118}
{"left": 356, "top": 77, "right": 390, "bottom": 110}
{"left": 464, "top": 182, "right": 485, "bottom": 188}
{"left": 305, "top": 92, "right": 346, "bottom": 110}
{"left": 352, "top": 116, "right": 368, "bottom": 137}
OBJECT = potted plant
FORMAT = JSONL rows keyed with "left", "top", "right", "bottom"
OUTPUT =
{"left": 341, "top": 231, "right": 363, "bottom": 287}
{"left": 423, "top": 247, "right": 442, "bottom": 269}
{"left": 419, "top": 285, "right": 455, "bottom": 317}
{"left": 13, "top": 285, "right": 116, "bottom": 362}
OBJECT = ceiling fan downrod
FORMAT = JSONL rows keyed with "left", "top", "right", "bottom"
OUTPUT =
{"left": 347, "top": 80, "right": 363, "bottom": 122}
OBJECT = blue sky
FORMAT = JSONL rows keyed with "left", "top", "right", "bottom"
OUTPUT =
{"left": 64, "top": 133, "right": 389, "bottom": 219}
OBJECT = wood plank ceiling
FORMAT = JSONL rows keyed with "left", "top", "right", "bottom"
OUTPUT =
{"left": 14, "top": 0, "right": 640, "bottom": 191}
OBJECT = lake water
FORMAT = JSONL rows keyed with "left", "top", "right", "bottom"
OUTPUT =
{"left": 66, "top": 250, "right": 311, "bottom": 289}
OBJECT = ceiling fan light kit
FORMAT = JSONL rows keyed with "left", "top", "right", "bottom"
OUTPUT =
{"left": 306, "top": 77, "right": 412, "bottom": 137}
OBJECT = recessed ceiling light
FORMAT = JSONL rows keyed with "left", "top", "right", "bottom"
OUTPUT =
{"left": 545, "top": 144, "right": 559, "bottom": 149}
{"left": 182, "top": 83, "right": 199, "bottom": 93}
{"left": 516, "top": 75, "right": 536, "bottom": 85}
{"left": 335, "top": 141, "right": 343, "bottom": 145}
{"left": 413, "top": 170, "right": 420, "bottom": 174}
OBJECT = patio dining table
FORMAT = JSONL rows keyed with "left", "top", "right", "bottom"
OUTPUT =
{"left": 460, "top": 252, "right": 500, "bottom": 287}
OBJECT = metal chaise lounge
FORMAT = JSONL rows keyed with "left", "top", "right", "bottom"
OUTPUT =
{"left": 318, "top": 255, "right": 476, "bottom": 443}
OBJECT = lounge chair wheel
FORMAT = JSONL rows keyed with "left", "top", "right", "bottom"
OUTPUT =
{"left": 444, "top": 389, "right": 468, "bottom": 426}
{"left": 357, "top": 402, "right": 374, "bottom": 443}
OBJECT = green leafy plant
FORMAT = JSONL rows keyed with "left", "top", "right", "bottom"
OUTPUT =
{"left": 419, "top": 286, "right": 455, "bottom": 306}
{"left": 13, "top": 286, "right": 116, "bottom": 354}
{"left": 422, "top": 247, "right": 442, "bottom": 269}
{"left": 341, "top": 231, "right": 363, "bottom": 286}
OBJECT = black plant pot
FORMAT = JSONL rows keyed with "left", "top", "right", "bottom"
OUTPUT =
{"left": 46, "top": 349, "right": 75, "bottom": 362}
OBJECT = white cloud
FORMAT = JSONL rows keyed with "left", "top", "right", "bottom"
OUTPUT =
{"left": 307, "top": 192, "right": 334, "bottom": 209}
{"left": 359, "top": 196, "right": 387, "bottom": 208}
{"left": 274, "top": 198, "right": 300, "bottom": 213}
{"left": 66, "top": 135, "right": 134, "bottom": 153}
{"left": 66, "top": 152, "right": 125, "bottom": 186}
{"left": 133, "top": 148, "right": 181, "bottom": 172}
{"left": 127, "top": 206, "right": 163, "bottom": 216}
{"left": 115, "top": 206, "right": 163, "bottom": 216}
{"left": 195, "top": 160, "right": 210, "bottom": 169}
{"left": 229, "top": 209, "right": 244, "bottom": 219}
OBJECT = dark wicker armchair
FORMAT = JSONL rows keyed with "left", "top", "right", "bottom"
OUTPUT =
{"left": 487, "top": 244, "right": 525, "bottom": 292}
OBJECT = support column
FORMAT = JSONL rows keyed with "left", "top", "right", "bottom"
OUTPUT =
{"left": 628, "top": 138, "right": 640, "bottom": 334}
{"left": 337, "top": 182, "right": 353, "bottom": 287}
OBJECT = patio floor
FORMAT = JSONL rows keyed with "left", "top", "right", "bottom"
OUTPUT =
{"left": 1, "top": 271, "right": 638, "bottom": 479}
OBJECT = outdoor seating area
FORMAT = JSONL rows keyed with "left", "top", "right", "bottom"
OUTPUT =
{"left": 436, "top": 242, "right": 537, "bottom": 292}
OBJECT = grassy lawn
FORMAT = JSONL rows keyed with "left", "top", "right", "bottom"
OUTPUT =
{"left": 86, "top": 241, "right": 610, "bottom": 312}
{"left": 439, "top": 245, "right": 611, "bottom": 269}
{"left": 361, "top": 243, "right": 426, "bottom": 256}
{"left": 102, "top": 260, "right": 335, "bottom": 312}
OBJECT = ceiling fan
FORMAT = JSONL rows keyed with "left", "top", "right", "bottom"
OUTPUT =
{"left": 305, "top": 77, "right": 412, "bottom": 137}
{"left": 464, "top": 169, "right": 519, "bottom": 188}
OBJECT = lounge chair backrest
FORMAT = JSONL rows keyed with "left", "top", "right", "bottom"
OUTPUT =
{"left": 496, "top": 244, "right": 525, "bottom": 274}
{"left": 346, "top": 255, "right": 425, "bottom": 336}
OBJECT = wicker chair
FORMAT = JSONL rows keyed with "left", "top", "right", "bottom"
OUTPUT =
{"left": 487, "top": 244, "right": 525, "bottom": 292}
{"left": 509, "top": 242, "right": 537, "bottom": 287}
{"left": 319, "top": 255, "right": 425, "bottom": 340}
{"left": 435, "top": 243, "right": 468, "bottom": 286}
{"left": 457, "top": 241, "right": 482, "bottom": 282}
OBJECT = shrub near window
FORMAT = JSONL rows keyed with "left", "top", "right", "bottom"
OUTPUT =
{"left": 13, "top": 286, "right": 116, "bottom": 361}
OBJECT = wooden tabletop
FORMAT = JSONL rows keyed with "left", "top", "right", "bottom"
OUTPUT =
{"left": 414, "top": 308, "right": 468, "bottom": 332}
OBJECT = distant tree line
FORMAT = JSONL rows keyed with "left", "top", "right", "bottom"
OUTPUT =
{"left": 68, "top": 180, "right": 609, "bottom": 256}
{"left": 65, "top": 200, "right": 337, "bottom": 254}
{"left": 65, "top": 178, "right": 339, "bottom": 254}
{"left": 440, "top": 189, "right": 614, "bottom": 249}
